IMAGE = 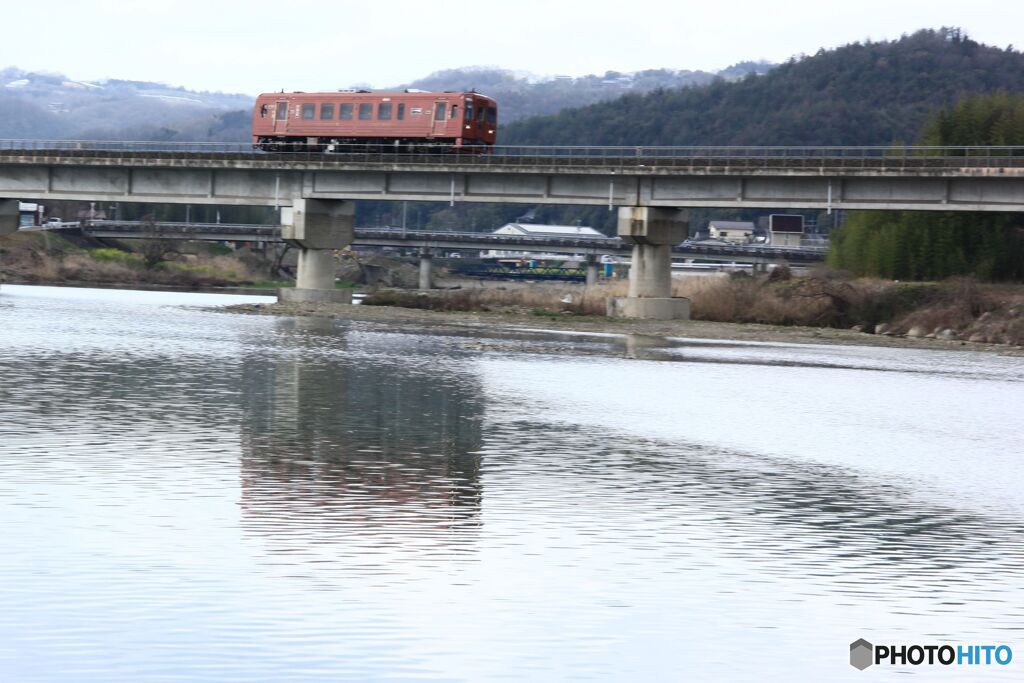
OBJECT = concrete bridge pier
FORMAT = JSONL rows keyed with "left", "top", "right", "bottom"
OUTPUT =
{"left": 418, "top": 248, "right": 433, "bottom": 290}
{"left": 1, "top": 199, "right": 17, "bottom": 236}
{"left": 280, "top": 198, "right": 354, "bottom": 304}
{"left": 295, "top": 249, "right": 337, "bottom": 290}
{"left": 584, "top": 255, "right": 600, "bottom": 287}
{"left": 607, "top": 207, "right": 691, "bottom": 320}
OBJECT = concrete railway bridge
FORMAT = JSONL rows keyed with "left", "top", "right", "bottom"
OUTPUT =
{"left": 1, "top": 141, "right": 1022, "bottom": 319}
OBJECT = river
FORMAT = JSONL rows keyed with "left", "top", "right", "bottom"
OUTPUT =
{"left": 1, "top": 285, "right": 1022, "bottom": 681}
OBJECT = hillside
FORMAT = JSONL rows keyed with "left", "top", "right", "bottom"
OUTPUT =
{"left": 0, "top": 68, "right": 252, "bottom": 140}
{"left": 501, "top": 29, "right": 1024, "bottom": 146}
{"left": 0, "top": 62, "right": 775, "bottom": 142}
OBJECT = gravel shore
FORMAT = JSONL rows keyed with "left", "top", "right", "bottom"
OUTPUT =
{"left": 223, "top": 299, "right": 1023, "bottom": 355}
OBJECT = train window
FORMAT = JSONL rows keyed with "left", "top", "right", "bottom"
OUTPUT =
{"left": 378, "top": 102, "right": 392, "bottom": 120}
{"left": 260, "top": 104, "right": 269, "bottom": 118}
{"left": 320, "top": 103, "right": 334, "bottom": 120}
{"left": 340, "top": 104, "right": 353, "bottom": 120}
{"left": 487, "top": 107, "right": 497, "bottom": 125}
{"left": 465, "top": 102, "right": 473, "bottom": 120}
{"left": 359, "top": 103, "right": 373, "bottom": 120}
{"left": 450, "top": 105, "right": 458, "bottom": 119}
{"left": 476, "top": 107, "right": 485, "bottom": 121}
{"left": 301, "top": 103, "right": 315, "bottom": 119}
{"left": 277, "top": 102, "right": 288, "bottom": 119}
{"left": 397, "top": 103, "right": 405, "bottom": 120}
{"left": 434, "top": 104, "right": 445, "bottom": 121}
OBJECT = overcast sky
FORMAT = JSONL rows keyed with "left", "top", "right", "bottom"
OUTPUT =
{"left": 6, "top": 0, "right": 1023, "bottom": 94}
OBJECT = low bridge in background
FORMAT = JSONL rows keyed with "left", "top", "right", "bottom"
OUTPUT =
{"left": 28, "top": 221, "right": 826, "bottom": 266}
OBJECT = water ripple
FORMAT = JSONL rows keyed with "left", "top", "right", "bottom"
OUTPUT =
{"left": 0, "top": 285, "right": 1021, "bottom": 681}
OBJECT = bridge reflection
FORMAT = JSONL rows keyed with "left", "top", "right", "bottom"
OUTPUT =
{"left": 237, "top": 317, "right": 485, "bottom": 569}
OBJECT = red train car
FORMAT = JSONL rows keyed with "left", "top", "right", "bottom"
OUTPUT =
{"left": 252, "top": 90, "right": 497, "bottom": 150}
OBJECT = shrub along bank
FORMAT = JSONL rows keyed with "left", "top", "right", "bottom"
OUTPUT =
{"left": 0, "top": 232, "right": 268, "bottom": 288}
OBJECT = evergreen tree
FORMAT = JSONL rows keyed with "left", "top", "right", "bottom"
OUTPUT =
{"left": 829, "top": 94, "right": 1024, "bottom": 281}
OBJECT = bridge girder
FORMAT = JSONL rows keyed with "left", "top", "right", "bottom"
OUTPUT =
{"left": 0, "top": 150, "right": 1022, "bottom": 212}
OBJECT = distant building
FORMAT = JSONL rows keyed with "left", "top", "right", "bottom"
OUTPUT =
{"left": 483, "top": 223, "right": 607, "bottom": 259}
{"left": 18, "top": 202, "right": 41, "bottom": 226}
{"left": 768, "top": 214, "right": 805, "bottom": 247}
{"left": 708, "top": 220, "right": 755, "bottom": 243}
{"left": 493, "top": 223, "right": 604, "bottom": 239}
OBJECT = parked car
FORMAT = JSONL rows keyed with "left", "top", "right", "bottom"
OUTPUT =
{"left": 44, "top": 217, "right": 62, "bottom": 225}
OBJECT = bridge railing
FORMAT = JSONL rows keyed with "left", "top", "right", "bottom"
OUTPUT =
{"left": 84, "top": 220, "right": 274, "bottom": 230}
{"left": 1, "top": 139, "right": 1023, "bottom": 170}
{"left": 353, "top": 228, "right": 828, "bottom": 256}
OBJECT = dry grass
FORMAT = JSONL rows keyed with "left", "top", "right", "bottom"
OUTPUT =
{"left": 0, "top": 232, "right": 267, "bottom": 287}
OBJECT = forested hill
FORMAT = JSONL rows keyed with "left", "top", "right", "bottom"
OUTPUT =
{"left": 398, "top": 62, "right": 775, "bottom": 123}
{"left": 501, "top": 29, "right": 1024, "bottom": 147}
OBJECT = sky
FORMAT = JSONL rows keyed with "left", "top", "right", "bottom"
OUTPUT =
{"left": 5, "top": 0, "right": 1023, "bottom": 94}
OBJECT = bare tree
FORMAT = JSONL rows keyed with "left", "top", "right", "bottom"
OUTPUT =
{"left": 137, "top": 216, "right": 178, "bottom": 269}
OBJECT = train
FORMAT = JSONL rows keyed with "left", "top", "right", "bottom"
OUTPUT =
{"left": 252, "top": 90, "right": 498, "bottom": 151}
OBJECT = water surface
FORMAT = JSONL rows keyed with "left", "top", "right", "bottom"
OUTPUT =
{"left": 1, "top": 285, "right": 1022, "bottom": 681}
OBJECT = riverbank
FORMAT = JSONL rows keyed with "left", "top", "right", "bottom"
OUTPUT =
{"left": 360, "top": 272, "right": 1024, "bottom": 346}
{"left": 225, "top": 298, "right": 1024, "bottom": 355}
{"left": 7, "top": 229, "right": 1022, "bottom": 351}
{"left": 0, "top": 231, "right": 269, "bottom": 289}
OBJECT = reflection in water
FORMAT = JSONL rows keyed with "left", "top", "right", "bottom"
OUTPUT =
{"left": 484, "top": 411, "right": 1024, "bottom": 594}
{"left": 1, "top": 286, "right": 1023, "bottom": 681}
{"left": 238, "top": 318, "right": 485, "bottom": 574}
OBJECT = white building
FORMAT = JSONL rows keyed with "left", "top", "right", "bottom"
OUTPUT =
{"left": 708, "top": 220, "right": 755, "bottom": 243}
{"left": 492, "top": 223, "right": 605, "bottom": 239}
{"left": 482, "top": 223, "right": 607, "bottom": 259}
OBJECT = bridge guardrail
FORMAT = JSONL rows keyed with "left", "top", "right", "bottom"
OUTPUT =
{"left": 1, "top": 140, "right": 1023, "bottom": 172}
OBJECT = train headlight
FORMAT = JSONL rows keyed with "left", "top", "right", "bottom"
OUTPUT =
{"left": 488, "top": 130, "right": 494, "bottom": 134}
{"left": 465, "top": 124, "right": 471, "bottom": 129}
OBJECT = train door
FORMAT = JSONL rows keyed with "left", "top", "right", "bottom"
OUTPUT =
{"left": 273, "top": 100, "right": 289, "bottom": 134}
{"left": 431, "top": 100, "right": 447, "bottom": 137}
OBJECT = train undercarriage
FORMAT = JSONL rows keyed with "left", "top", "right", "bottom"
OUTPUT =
{"left": 254, "top": 137, "right": 490, "bottom": 154}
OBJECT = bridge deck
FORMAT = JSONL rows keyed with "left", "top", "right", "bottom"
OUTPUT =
{"left": 3, "top": 142, "right": 1023, "bottom": 212}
